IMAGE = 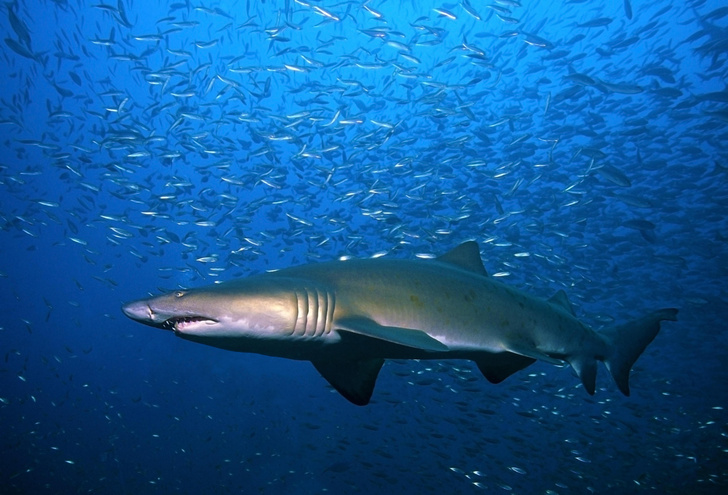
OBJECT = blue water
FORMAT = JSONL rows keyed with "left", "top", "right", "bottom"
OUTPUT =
{"left": 2, "top": 0, "right": 726, "bottom": 493}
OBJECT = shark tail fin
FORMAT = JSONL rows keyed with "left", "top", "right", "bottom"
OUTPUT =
{"left": 601, "top": 308, "right": 678, "bottom": 396}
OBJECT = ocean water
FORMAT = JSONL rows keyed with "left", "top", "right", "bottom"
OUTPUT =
{"left": 1, "top": 0, "right": 726, "bottom": 493}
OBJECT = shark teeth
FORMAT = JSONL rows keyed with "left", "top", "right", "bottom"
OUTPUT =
{"left": 162, "top": 316, "right": 215, "bottom": 331}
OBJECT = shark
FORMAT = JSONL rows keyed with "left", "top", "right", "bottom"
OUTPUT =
{"left": 122, "top": 241, "right": 677, "bottom": 405}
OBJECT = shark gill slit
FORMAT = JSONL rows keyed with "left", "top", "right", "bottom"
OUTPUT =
{"left": 316, "top": 288, "right": 326, "bottom": 337}
{"left": 325, "top": 290, "right": 335, "bottom": 336}
{"left": 306, "top": 287, "right": 317, "bottom": 336}
{"left": 310, "top": 287, "right": 331, "bottom": 337}
{"left": 296, "top": 286, "right": 334, "bottom": 338}
{"left": 293, "top": 288, "right": 306, "bottom": 337}
{"left": 318, "top": 288, "right": 335, "bottom": 337}
{"left": 293, "top": 287, "right": 327, "bottom": 338}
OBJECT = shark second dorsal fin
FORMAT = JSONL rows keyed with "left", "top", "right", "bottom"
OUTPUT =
{"left": 436, "top": 241, "right": 488, "bottom": 276}
{"left": 548, "top": 289, "right": 576, "bottom": 316}
{"left": 312, "top": 358, "right": 385, "bottom": 406}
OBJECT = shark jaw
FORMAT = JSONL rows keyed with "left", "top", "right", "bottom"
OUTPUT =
{"left": 162, "top": 316, "right": 218, "bottom": 333}
{"left": 121, "top": 299, "right": 218, "bottom": 333}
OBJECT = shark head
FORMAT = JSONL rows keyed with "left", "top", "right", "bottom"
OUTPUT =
{"left": 121, "top": 288, "right": 230, "bottom": 334}
{"left": 122, "top": 278, "right": 301, "bottom": 339}
{"left": 121, "top": 276, "right": 336, "bottom": 354}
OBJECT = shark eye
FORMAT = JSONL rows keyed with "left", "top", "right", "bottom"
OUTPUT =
{"left": 175, "top": 291, "right": 186, "bottom": 298}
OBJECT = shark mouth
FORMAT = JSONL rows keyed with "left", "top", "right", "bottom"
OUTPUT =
{"left": 161, "top": 316, "right": 217, "bottom": 332}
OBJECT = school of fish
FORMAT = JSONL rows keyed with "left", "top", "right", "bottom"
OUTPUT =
{"left": 1, "top": 0, "right": 726, "bottom": 493}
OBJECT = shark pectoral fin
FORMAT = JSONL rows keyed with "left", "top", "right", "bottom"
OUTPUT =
{"left": 311, "top": 358, "right": 385, "bottom": 406}
{"left": 335, "top": 316, "right": 449, "bottom": 352}
{"left": 475, "top": 352, "right": 536, "bottom": 384}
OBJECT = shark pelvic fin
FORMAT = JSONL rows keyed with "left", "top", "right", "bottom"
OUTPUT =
{"left": 335, "top": 316, "right": 449, "bottom": 352}
{"left": 436, "top": 241, "right": 488, "bottom": 276}
{"left": 312, "top": 358, "right": 385, "bottom": 406}
{"left": 475, "top": 352, "right": 536, "bottom": 384}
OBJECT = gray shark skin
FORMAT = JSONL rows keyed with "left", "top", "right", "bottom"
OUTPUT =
{"left": 122, "top": 241, "right": 678, "bottom": 405}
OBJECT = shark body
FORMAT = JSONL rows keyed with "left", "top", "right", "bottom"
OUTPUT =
{"left": 122, "top": 241, "right": 677, "bottom": 405}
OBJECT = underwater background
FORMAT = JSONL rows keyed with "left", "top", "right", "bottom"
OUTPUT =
{"left": 1, "top": 0, "right": 727, "bottom": 493}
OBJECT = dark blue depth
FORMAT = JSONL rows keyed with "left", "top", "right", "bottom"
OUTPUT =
{"left": 1, "top": 1, "right": 726, "bottom": 494}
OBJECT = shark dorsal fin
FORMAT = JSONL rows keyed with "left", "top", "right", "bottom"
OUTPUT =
{"left": 548, "top": 289, "right": 576, "bottom": 316}
{"left": 436, "top": 241, "right": 488, "bottom": 276}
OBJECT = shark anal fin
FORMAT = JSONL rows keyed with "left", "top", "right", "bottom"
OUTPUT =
{"left": 568, "top": 356, "right": 598, "bottom": 395}
{"left": 475, "top": 352, "right": 536, "bottom": 384}
{"left": 312, "top": 358, "right": 384, "bottom": 406}
{"left": 335, "top": 316, "right": 449, "bottom": 352}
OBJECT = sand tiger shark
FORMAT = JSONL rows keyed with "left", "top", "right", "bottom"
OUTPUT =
{"left": 122, "top": 241, "right": 677, "bottom": 405}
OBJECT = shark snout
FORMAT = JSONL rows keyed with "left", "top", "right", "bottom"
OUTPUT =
{"left": 121, "top": 297, "right": 218, "bottom": 332}
{"left": 121, "top": 299, "right": 153, "bottom": 323}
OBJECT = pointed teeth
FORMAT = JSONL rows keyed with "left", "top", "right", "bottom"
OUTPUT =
{"left": 162, "top": 316, "right": 216, "bottom": 331}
